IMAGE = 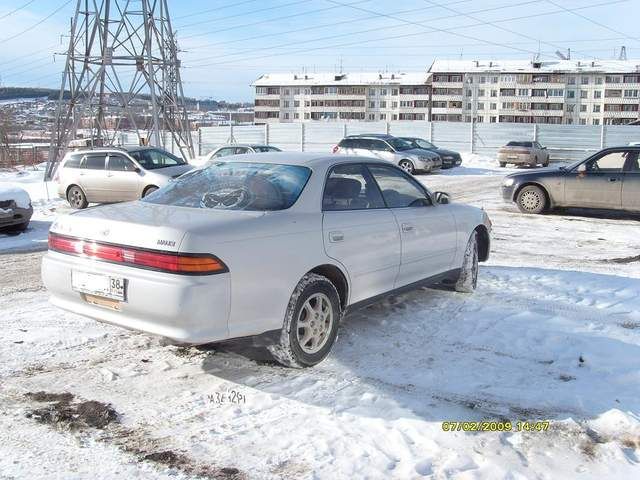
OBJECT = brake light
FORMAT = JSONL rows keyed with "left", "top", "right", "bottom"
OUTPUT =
{"left": 48, "top": 233, "right": 227, "bottom": 275}
{"left": 332, "top": 145, "right": 339, "bottom": 153}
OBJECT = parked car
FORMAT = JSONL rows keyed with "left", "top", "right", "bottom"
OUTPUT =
{"left": 206, "top": 144, "right": 282, "bottom": 161}
{"left": 332, "top": 134, "right": 442, "bottom": 174}
{"left": 498, "top": 141, "right": 550, "bottom": 168}
{"left": 398, "top": 137, "right": 462, "bottom": 169}
{"left": 56, "top": 146, "right": 193, "bottom": 209}
{"left": 0, "top": 185, "right": 33, "bottom": 232}
{"left": 502, "top": 146, "right": 640, "bottom": 214}
{"left": 42, "top": 153, "right": 491, "bottom": 367}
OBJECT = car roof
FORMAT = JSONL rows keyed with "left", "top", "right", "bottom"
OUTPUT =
{"left": 66, "top": 146, "right": 165, "bottom": 154}
{"left": 215, "top": 144, "right": 275, "bottom": 148}
{"left": 205, "top": 152, "right": 392, "bottom": 168}
{"left": 344, "top": 134, "right": 395, "bottom": 140}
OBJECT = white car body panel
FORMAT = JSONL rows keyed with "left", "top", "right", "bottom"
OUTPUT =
{"left": 43, "top": 153, "right": 491, "bottom": 344}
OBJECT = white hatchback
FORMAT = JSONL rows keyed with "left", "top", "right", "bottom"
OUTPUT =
{"left": 42, "top": 153, "right": 491, "bottom": 367}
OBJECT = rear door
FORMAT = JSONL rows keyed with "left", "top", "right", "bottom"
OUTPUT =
{"left": 106, "top": 154, "right": 141, "bottom": 201}
{"left": 622, "top": 150, "right": 640, "bottom": 211}
{"left": 564, "top": 150, "right": 625, "bottom": 209}
{"left": 79, "top": 153, "right": 109, "bottom": 202}
{"left": 367, "top": 164, "right": 457, "bottom": 286}
{"left": 322, "top": 163, "right": 401, "bottom": 304}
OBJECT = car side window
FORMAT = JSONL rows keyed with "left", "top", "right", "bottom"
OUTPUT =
{"left": 323, "top": 164, "right": 385, "bottom": 211}
{"left": 108, "top": 155, "right": 136, "bottom": 172}
{"left": 585, "top": 151, "right": 627, "bottom": 172}
{"left": 82, "top": 154, "right": 106, "bottom": 170}
{"left": 64, "top": 154, "right": 83, "bottom": 168}
{"left": 623, "top": 151, "right": 640, "bottom": 172}
{"left": 235, "top": 147, "right": 249, "bottom": 154}
{"left": 367, "top": 164, "right": 432, "bottom": 208}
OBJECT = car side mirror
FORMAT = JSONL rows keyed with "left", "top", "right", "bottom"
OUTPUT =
{"left": 134, "top": 167, "right": 141, "bottom": 173}
{"left": 577, "top": 164, "right": 587, "bottom": 173}
{"left": 434, "top": 191, "right": 450, "bottom": 205}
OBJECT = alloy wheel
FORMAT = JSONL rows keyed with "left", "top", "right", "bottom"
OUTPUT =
{"left": 520, "top": 190, "right": 541, "bottom": 212}
{"left": 296, "top": 293, "right": 334, "bottom": 354}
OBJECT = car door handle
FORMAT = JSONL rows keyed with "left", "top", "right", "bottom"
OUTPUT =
{"left": 608, "top": 177, "right": 618, "bottom": 182}
{"left": 329, "top": 231, "right": 344, "bottom": 242}
{"left": 401, "top": 223, "right": 414, "bottom": 233}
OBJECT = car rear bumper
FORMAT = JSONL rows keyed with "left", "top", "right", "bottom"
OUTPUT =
{"left": 0, "top": 205, "right": 33, "bottom": 228}
{"left": 498, "top": 153, "right": 535, "bottom": 164}
{"left": 42, "top": 251, "right": 231, "bottom": 344}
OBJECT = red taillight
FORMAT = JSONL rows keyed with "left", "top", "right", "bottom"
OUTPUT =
{"left": 48, "top": 233, "right": 227, "bottom": 275}
{"left": 332, "top": 145, "right": 339, "bottom": 153}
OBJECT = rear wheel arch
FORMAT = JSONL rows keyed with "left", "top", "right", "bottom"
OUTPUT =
{"left": 308, "top": 264, "right": 349, "bottom": 310}
{"left": 142, "top": 185, "right": 159, "bottom": 197}
{"left": 474, "top": 225, "right": 490, "bottom": 262}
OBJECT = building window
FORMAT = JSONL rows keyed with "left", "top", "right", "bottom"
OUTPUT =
{"left": 581, "top": 77, "right": 589, "bottom": 85}
{"left": 478, "top": 89, "right": 485, "bottom": 97}
{"left": 294, "top": 113, "right": 299, "bottom": 119}
{"left": 380, "top": 89, "right": 387, "bottom": 95}
{"left": 368, "top": 113, "right": 375, "bottom": 120}
{"left": 466, "top": 89, "right": 472, "bottom": 97}
{"left": 606, "top": 75, "right": 621, "bottom": 83}
{"left": 294, "top": 88, "right": 300, "bottom": 95}
{"left": 490, "top": 90, "right": 497, "bottom": 97}
{"left": 490, "top": 103, "right": 497, "bottom": 110}
{"left": 392, "top": 114, "right": 398, "bottom": 120}
{"left": 518, "top": 88, "right": 528, "bottom": 96}
{"left": 380, "top": 113, "right": 386, "bottom": 120}
{"left": 283, "top": 100, "right": 290, "bottom": 107}
{"left": 595, "top": 77, "right": 603, "bottom": 85}
{"left": 490, "top": 116, "right": 497, "bottom": 123}
{"left": 304, "top": 113, "right": 310, "bottom": 119}
{"left": 476, "top": 116, "right": 483, "bottom": 122}
{"left": 548, "top": 89, "right": 564, "bottom": 97}
{"left": 491, "top": 76, "right": 498, "bottom": 84}
{"left": 466, "top": 103, "right": 472, "bottom": 110}
{"left": 368, "top": 89, "right": 376, "bottom": 96}
{"left": 580, "top": 119, "right": 587, "bottom": 125}
{"left": 580, "top": 105, "right": 587, "bottom": 112}
{"left": 624, "top": 89, "right": 639, "bottom": 97}
{"left": 567, "top": 77, "right": 576, "bottom": 85}
{"left": 594, "top": 90, "right": 602, "bottom": 98}
{"left": 284, "top": 112, "right": 289, "bottom": 119}
{"left": 392, "top": 89, "right": 399, "bottom": 95}
{"left": 477, "top": 102, "right": 484, "bottom": 110}
{"left": 593, "top": 105, "right": 601, "bottom": 112}
{"left": 369, "top": 101, "right": 375, "bottom": 108}
{"left": 566, "top": 104, "right": 575, "bottom": 112}
{"left": 580, "top": 91, "right": 588, "bottom": 99}
{"left": 567, "top": 91, "right": 575, "bottom": 99}
{"left": 380, "top": 101, "right": 386, "bottom": 108}
{"left": 294, "top": 100, "right": 300, "bottom": 107}
{"left": 479, "top": 76, "right": 486, "bottom": 84}
{"left": 392, "top": 101, "right": 398, "bottom": 108}
{"left": 593, "top": 118, "right": 600, "bottom": 125}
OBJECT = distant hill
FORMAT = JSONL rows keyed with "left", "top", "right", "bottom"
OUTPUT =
{"left": 0, "top": 87, "right": 250, "bottom": 109}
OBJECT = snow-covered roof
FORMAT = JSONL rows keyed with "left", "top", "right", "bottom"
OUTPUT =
{"left": 429, "top": 59, "right": 640, "bottom": 74}
{"left": 252, "top": 71, "right": 430, "bottom": 87}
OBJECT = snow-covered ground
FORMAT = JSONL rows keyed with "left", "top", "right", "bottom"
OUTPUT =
{"left": 1, "top": 154, "right": 639, "bottom": 479}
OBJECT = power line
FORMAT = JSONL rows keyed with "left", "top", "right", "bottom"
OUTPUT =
{"left": 0, "top": 0, "right": 37, "bottom": 21}
{"left": 173, "top": 0, "right": 262, "bottom": 21}
{"left": 177, "top": 0, "right": 315, "bottom": 32}
{"left": 0, "top": 0, "right": 72, "bottom": 45}
{"left": 188, "top": 0, "right": 628, "bottom": 68}
{"left": 187, "top": 0, "right": 545, "bottom": 65}
{"left": 184, "top": 0, "right": 476, "bottom": 51}
{"left": 546, "top": 0, "right": 640, "bottom": 45}
{"left": 419, "top": 0, "right": 595, "bottom": 59}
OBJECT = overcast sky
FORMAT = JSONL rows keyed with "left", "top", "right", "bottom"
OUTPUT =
{"left": 0, "top": 0, "right": 639, "bottom": 102}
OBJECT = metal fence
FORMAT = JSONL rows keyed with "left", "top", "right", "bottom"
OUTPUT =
{"left": 197, "top": 122, "right": 640, "bottom": 162}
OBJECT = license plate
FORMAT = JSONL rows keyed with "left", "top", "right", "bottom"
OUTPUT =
{"left": 72, "top": 271, "right": 126, "bottom": 301}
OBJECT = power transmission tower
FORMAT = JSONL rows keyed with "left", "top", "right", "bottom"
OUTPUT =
{"left": 46, "top": 0, "right": 194, "bottom": 178}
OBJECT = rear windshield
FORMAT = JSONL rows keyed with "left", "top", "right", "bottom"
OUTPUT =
{"left": 143, "top": 162, "right": 311, "bottom": 211}
{"left": 506, "top": 141, "right": 533, "bottom": 147}
{"left": 128, "top": 148, "right": 186, "bottom": 170}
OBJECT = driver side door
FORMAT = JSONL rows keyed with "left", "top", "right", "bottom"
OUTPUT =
{"left": 564, "top": 150, "right": 625, "bottom": 209}
{"left": 367, "top": 164, "right": 457, "bottom": 287}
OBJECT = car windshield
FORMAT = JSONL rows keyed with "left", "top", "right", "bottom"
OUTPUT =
{"left": 506, "top": 141, "right": 533, "bottom": 147}
{"left": 128, "top": 148, "right": 187, "bottom": 170}
{"left": 387, "top": 138, "right": 414, "bottom": 151}
{"left": 413, "top": 139, "right": 435, "bottom": 149}
{"left": 253, "top": 146, "right": 282, "bottom": 152}
{"left": 143, "top": 162, "right": 311, "bottom": 211}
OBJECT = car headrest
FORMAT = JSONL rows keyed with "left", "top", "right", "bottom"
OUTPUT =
{"left": 325, "top": 177, "right": 362, "bottom": 200}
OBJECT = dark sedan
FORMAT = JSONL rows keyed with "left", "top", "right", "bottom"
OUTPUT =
{"left": 399, "top": 137, "right": 462, "bottom": 169}
{"left": 502, "top": 146, "right": 640, "bottom": 214}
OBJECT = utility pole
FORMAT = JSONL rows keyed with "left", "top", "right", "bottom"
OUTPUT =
{"left": 46, "top": 0, "right": 194, "bottom": 179}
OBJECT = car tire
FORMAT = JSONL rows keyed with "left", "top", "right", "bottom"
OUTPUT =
{"left": 454, "top": 231, "right": 479, "bottom": 293}
{"left": 5, "top": 221, "right": 29, "bottom": 233}
{"left": 67, "top": 185, "right": 88, "bottom": 209}
{"left": 268, "top": 273, "right": 341, "bottom": 368}
{"left": 143, "top": 185, "right": 159, "bottom": 197}
{"left": 516, "top": 185, "right": 547, "bottom": 214}
{"left": 499, "top": 162, "right": 507, "bottom": 167}
{"left": 399, "top": 160, "right": 415, "bottom": 174}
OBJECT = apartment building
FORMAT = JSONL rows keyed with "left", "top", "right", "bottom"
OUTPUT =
{"left": 430, "top": 59, "right": 640, "bottom": 125}
{"left": 252, "top": 72, "right": 431, "bottom": 124}
{"left": 253, "top": 60, "right": 640, "bottom": 125}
